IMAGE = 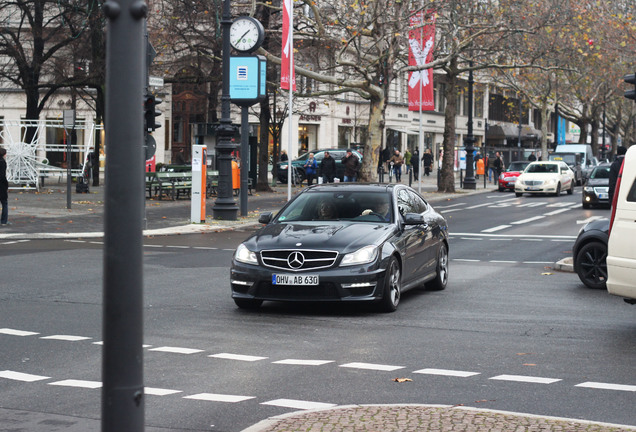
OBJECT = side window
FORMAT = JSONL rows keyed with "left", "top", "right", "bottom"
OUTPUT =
{"left": 627, "top": 179, "right": 636, "bottom": 203}
{"left": 397, "top": 189, "right": 413, "bottom": 216}
{"left": 407, "top": 190, "right": 428, "bottom": 213}
{"left": 333, "top": 151, "right": 344, "bottom": 160}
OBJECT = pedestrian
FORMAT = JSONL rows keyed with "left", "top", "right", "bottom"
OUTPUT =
{"left": 423, "top": 149, "right": 433, "bottom": 176}
{"left": 341, "top": 149, "right": 360, "bottom": 182}
{"left": 528, "top": 151, "right": 537, "bottom": 162}
{"left": 280, "top": 150, "right": 288, "bottom": 162}
{"left": 0, "top": 147, "right": 8, "bottom": 226}
{"left": 476, "top": 156, "right": 485, "bottom": 179}
{"left": 390, "top": 150, "right": 404, "bottom": 182}
{"left": 404, "top": 149, "right": 412, "bottom": 177}
{"left": 175, "top": 148, "right": 187, "bottom": 165}
{"left": 609, "top": 146, "right": 627, "bottom": 203}
{"left": 319, "top": 151, "right": 336, "bottom": 183}
{"left": 411, "top": 149, "right": 420, "bottom": 181}
{"left": 493, "top": 152, "right": 505, "bottom": 182}
{"left": 303, "top": 152, "right": 318, "bottom": 186}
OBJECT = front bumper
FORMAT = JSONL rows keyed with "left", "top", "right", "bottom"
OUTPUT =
{"left": 582, "top": 188, "right": 609, "bottom": 206}
{"left": 230, "top": 260, "right": 387, "bottom": 303}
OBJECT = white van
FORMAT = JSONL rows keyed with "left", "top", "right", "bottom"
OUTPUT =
{"left": 554, "top": 144, "right": 598, "bottom": 180}
{"left": 606, "top": 145, "right": 636, "bottom": 304}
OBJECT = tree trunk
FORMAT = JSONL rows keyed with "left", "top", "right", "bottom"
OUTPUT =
{"left": 439, "top": 72, "right": 458, "bottom": 193}
{"left": 359, "top": 94, "right": 386, "bottom": 182}
{"left": 539, "top": 103, "right": 550, "bottom": 161}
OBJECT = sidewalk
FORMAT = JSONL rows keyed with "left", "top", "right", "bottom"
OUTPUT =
{"left": 0, "top": 171, "right": 495, "bottom": 239}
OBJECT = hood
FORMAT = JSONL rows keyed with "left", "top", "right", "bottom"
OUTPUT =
{"left": 244, "top": 222, "right": 394, "bottom": 253}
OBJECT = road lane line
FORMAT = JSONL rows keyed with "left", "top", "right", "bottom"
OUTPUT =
{"left": 453, "top": 259, "right": 481, "bottom": 262}
{"left": 145, "top": 387, "right": 183, "bottom": 396}
{"left": 575, "top": 382, "right": 636, "bottom": 392}
{"left": 413, "top": 368, "right": 480, "bottom": 377}
{"left": 209, "top": 353, "right": 268, "bottom": 362}
{"left": 490, "top": 374, "right": 561, "bottom": 384}
{"left": 40, "top": 335, "right": 91, "bottom": 341}
{"left": 49, "top": 379, "right": 102, "bottom": 389}
{"left": 273, "top": 359, "right": 334, "bottom": 366}
{"left": 481, "top": 225, "right": 511, "bottom": 233}
{"left": 511, "top": 215, "right": 545, "bottom": 225}
{"left": 340, "top": 362, "right": 404, "bottom": 371}
{"left": 261, "top": 399, "right": 337, "bottom": 410}
{"left": 544, "top": 208, "right": 572, "bottom": 216}
{"left": 0, "top": 328, "right": 39, "bottom": 336}
{"left": 184, "top": 393, "right": 255, "bottom": 403}
{"left": 149, "top": 346, "right": 205, "bottom": 354}
{"left": 0, "top": 371, "right": 50, "bottom": 382}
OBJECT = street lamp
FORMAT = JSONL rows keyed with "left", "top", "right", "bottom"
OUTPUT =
{"left": 463, "top": 63, "right": 476, "bottom": 190}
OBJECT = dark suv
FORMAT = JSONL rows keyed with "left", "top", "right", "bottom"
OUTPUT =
{"left": 277, "top": 149, "right": 363, "bottom": 183}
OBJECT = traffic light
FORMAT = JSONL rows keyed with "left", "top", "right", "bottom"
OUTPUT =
{"left": 144, "top": 94, "right": 162, "bottom": 132}
{"left": 624, "top": 73, "right": 636, "bottom": 101}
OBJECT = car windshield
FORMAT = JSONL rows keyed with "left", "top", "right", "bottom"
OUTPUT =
{"left": 550, "top": 154, "right": 577, "bottom": 165}
{"left": 526, "top": 163, "right": 558, "bottom": 173}
{"left": 275, "top": 190, "right": 393, "bottom": 223}
{"left": 508, "top": 162, "right": 529, "bottom": 172}
{"left": 590, "top": 166, "right": 610, "bottom": 179}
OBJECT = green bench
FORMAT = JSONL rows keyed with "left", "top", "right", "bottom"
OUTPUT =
{"left": 146, "top": 171, "right": 192, "bottom": 200}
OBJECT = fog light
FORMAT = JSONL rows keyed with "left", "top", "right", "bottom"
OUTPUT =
{"left": 342, "top": 282, "right": 376, "bottom": 289}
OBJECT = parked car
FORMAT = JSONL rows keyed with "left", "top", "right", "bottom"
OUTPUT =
{"left": 498, "top": 161, "right": 530, "bottom": 192}
{"left": 514, "top": 161, "right": 575, "bottom": 197}
{"left": 582, "top": 163, "right": 611, "bottom": 209}
{"left": 607, "top": 145, "right": 636, "bottom": 304}
{"left": 573, "top": 218, "right": 609, "bottom": 290}
{"left": 230, "top": 183, "right": 449, "bottom": 312}
{"left": 548, "top": 152, "right": 583, "bottom": 185}
{"left": 277, "top": 149, "right": 363, "bottom": 183}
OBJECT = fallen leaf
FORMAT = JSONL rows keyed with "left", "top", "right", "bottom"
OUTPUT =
{"left": 523, "top": 363, "right": 537, "bottom": 366}
{"left": 393, "top": 378, "right": 412, "bottom": 383}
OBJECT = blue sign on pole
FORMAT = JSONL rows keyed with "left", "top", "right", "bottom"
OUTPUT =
{"left": 230, "top": 55, "right": 267, "bottom": 106}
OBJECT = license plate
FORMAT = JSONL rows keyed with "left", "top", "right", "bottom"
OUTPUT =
{"left": 527, "top": 187, "right": 541, "bottom": 191}
{"left": 272, "top": 274, "right": 319, "bottom": 285}
{"left": 598, "top": 193, "right": 608, "bottom": 199}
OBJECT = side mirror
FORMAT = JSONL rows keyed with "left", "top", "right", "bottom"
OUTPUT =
{"left": 403, "top": 213, "right": 425, "bottom": 225}
{"left": 258, "top": 212, "right": 273, "bottom": 224}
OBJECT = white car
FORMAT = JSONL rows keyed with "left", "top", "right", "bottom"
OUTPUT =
{"left": 514, "top": 161, "right": 575, "bottom": 197}
{"left": 606, "top": 146, "right": 636, "bottom": 304}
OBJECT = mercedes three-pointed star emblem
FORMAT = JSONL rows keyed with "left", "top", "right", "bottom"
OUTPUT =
{"left": 287, "top": 251, "right": 305, "bottom": 269}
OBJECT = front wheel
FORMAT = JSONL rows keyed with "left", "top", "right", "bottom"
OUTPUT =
{"left": 575, "top": 241, "right": 607, "bottom": 290}
{"left": 426, "top": 243, "right": 448, "bottom": 291}
{"left": 554, "top": 183, "right": 561, "bottom": 196}
{"left": 567, "top": 182, "right": 574, "bottom": 195}
{"left": 515, "top": 192, "right": 523, "bottom": 197}
{"left": 378, "top": 256, "right": 401, "bottom": 312}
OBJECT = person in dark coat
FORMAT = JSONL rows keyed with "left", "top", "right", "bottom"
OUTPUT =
{"left": 609, "top": 146, "right": 627, "bottom": 203}
{"left": 0, "top": 147, "right": 8, "bottom": 225}
{"left": 341, "top": 149, "right": 360, "bottom": 182}
{"left": 423, "top": 149, "right": 434, "bottom": 176}
{"left": 411, "top": 149, "right": 420, "bottom": 181}
{"left": 319, "top": 151, "right": 336, "bottom": 183}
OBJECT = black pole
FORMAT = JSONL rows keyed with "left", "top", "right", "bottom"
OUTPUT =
{"left": 213, "top": 0, "right": 239, "bottom": 220}
{"left": 463, "top": 64, "right": 476, "bottom": 189}
{"left": 240, "top": 107, "right": 249, "bottom": 216}
{"left": 102, "top": 1, "right": 146, "bottom": 430}
{"left": 554, "top": 102, "right": 559, "bottom": 149}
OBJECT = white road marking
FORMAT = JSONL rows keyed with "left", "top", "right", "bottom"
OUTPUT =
{"left": 0, "top": 328, "right": 39, "bottom": 336}
{"left": 511, "top": 215, "right": 545, "bottom": 225}
{"left": 183, "top": 393, "right": 255, "bottom": 403}
{"left": 453, "top": 259, "right": 481, "bottom": 262}
{"left": 48, "top": 379, "right": 102, "bottom": 389}
{"left": 543, "top": 208, "right": 572, "bottom": 216}
{"left": 490, "top": 374, "right": 561, "bottom": 384}
{"left": 261, "top": 399, "right": 337, "bottom": 410}
{"left": 0, "top": 371, "right": 50, "bottom": 382}
{"left": 520, "top": 238, "right": 543, "bottom": 242}
{"left": 166, "top": 245, "right": 190, "bottom": 249}
{"left": 489, "top": 260, "right": 518, "bottom": 264}
{"left": 149, "top": 346, "right": 204, "bottom": 354}
{"left": 518, "top": 202, "right": 547, "bottom": 208}
{"left": 413, "top": 368, "right": 480, "bottom": 377}
{"left": 460, "top": 237, "right": 483, "bottom": 241}
{"left": 209, "top": 353, "right": 268, "bottom": 362}
{"left": 523, "top": 261, "right": 554, "bottom": 264}
{"left": 453, "top": 233, "right": 576, "bottom": 240}
{"left": 193, "top": 247, "right": 219, "bottom": 250}
{"left": 339, "top": 362, "right": 404, "bottom": 371}
{"left": 145, "top": 387, "right": 183, "bottom": 396}
{"left": 273, "top": 359, "right": 334, "bottom": 366}
{"left": 575, "top": 382, "right": 636, "bottom": 392}
{"left": 481, "top": 225, "right": 511, "bottom": 233}
{"left": 40, "top": 335, "right": 91, "bottom": 342}
{"left": 144, "top": 244, "right": 164, "bottom": 248}
{"left": 577, "top": 216, "right": 605, "bottom": 225}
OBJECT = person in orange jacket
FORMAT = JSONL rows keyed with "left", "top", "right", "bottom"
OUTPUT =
{"left": 476, "top": 156, "right": 485, "bottom": 179}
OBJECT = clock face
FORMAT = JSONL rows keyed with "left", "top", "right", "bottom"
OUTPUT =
{"left": 230, "top": 17, "right": 264, "bottom": 52}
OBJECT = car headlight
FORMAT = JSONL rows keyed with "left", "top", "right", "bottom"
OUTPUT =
{"left": 235, "top": 243, "right": 258, "bottom": 264}
{"left": 516, "top": 178, "right": 524, "bottom": 186}
{"left": 584, "top": 186, "right": 594, "bottom": 192}
{"left": 341, "top": 245, "right": 378, "bottom": 266}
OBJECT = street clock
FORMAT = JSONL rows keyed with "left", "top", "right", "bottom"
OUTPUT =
{"left": 230, "top": 17, "right": 265, "bottom": 53}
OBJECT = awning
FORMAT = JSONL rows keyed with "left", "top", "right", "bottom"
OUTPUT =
{"left": 387, "top": 127, "right": 419, "bottom": 135}
{"left": 487, "top": 124, "right": 542, "bottom": 141}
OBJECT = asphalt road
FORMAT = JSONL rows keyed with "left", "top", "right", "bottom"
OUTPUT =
{"left": 1, "top": 189, "right": 634, "bottom": 431}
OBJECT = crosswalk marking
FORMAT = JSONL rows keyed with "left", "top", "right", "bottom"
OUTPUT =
{"left": 575, "top": 382, "right": 636, "bottom": 392}
{"left": 183, "top": 393, "right": 255, "bottom": 403}
{"left": 145, "top": 387, "right": 183, "bottom": 396}
{"left": 413, "top": 368, "right": 480, "bottom": 378}
{"left": 490, "top": 374, "right": 561, "bottom": 384}
{"left": 0, "top": 328, "right": 39, "bottom": 336}
{"left": 511, "top": 215, "right": 545, "bottom": 225}
{"left": 149, "top": 346, "right": 205, "bottom": 354}
{"left": 0, "top": 370, "right": 49, "bottom": 382}
{"left": 273, "top": 359, "right": 334, "bottom": 366}
{"left": 340, "top": 362, "right": 405, "bottom": 371}
{"left": 261, "top": 399, "right": 337, "bottom": 410}
{"left": 481, "top": 225, "right": 511, "bottom": 233}
{"left": 48, "top": 379, "right": 102, "bottom": 389}
{"left": 209, "top": 353, "right": 268, "bottom": 362}
{"left": 40, "top": 335, "right": 91, "bottom": 341}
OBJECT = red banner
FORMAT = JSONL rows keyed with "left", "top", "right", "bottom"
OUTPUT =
{"left": 408, "top": 11, "right": 436, "bottom": 111}
{"left": 281, "top": 0, "right": 296, "bottom": 90}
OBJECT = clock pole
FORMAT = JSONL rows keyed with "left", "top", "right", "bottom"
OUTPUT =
{"left": 213, "top": 0, "right": 239, "bottom": 220}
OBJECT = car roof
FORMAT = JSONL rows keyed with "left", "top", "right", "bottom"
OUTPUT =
{"left": 305, "top": 182, "right": 395, "bottom": 193}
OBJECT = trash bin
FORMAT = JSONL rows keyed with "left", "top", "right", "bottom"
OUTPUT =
{"left": 232, "top": 160, "right": 240, "bottom": 192}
